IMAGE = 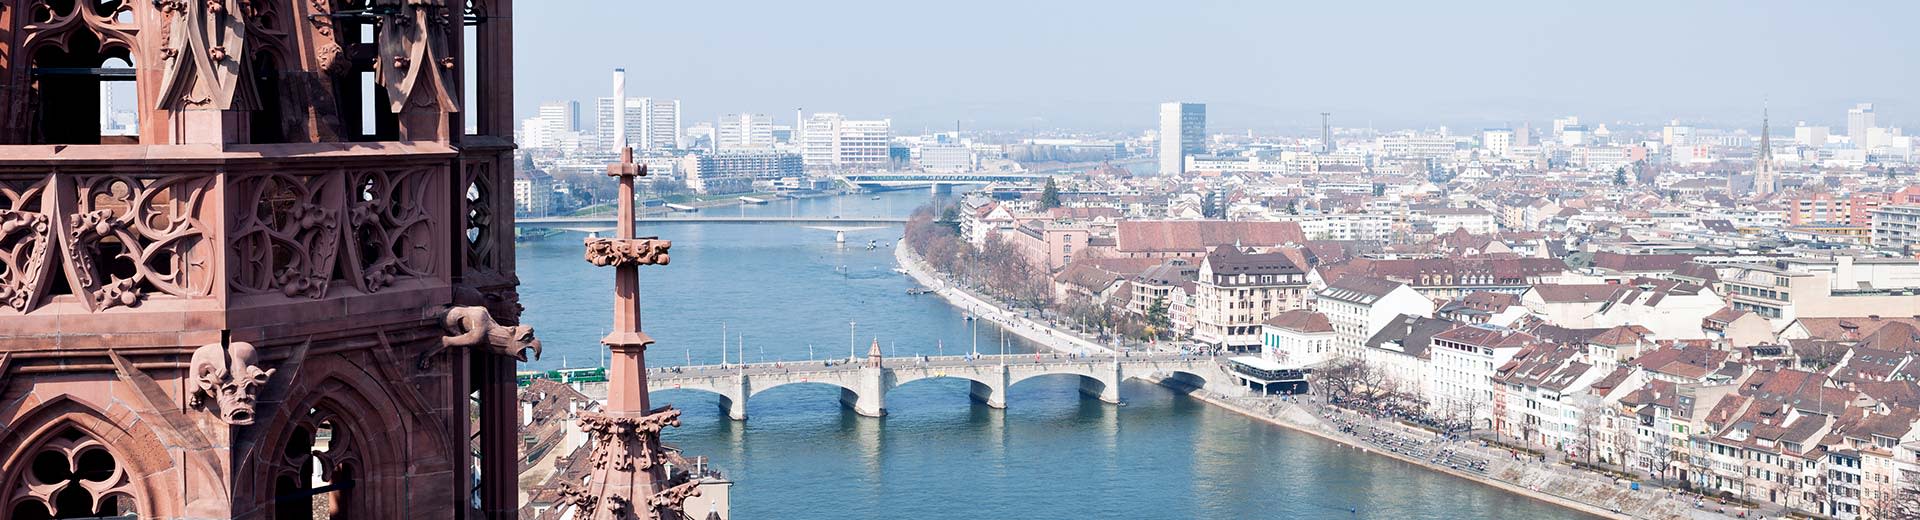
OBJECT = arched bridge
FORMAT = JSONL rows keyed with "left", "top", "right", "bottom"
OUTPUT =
{"left": 578, "top": 353, "right": 1230, "bottom": 421}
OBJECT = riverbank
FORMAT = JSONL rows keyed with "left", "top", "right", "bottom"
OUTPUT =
{"left": 894, "top": 239, "right": 1113, "bottom": 355}
{"left": 895, "top": 238, "right": 1731, "bottom": 520}
{"left": 1174, "top": 386, "right": 1734, "bottom": 520}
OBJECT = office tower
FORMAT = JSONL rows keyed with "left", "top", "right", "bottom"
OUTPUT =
{"left": 643, "top": 98, "right": 682, "bottom": 150}
{"left": 718, "top": 113, "right": 775, "bottom": 149}
{"left": 1159, "top": 102, "right": 1205, "bottom": 175}
{"left": 1848, "top": 103, "right": 1876, "bottom": 147}
{"left": 803, "top": 113, "right": 892, "bottom": 171}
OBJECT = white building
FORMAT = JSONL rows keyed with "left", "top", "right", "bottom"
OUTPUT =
{"left": 1414, "top": 207, "right": 1497, "bottom": 235}
{"left": 680, "top": 151, "right": 804, "bottom": 195}
{"left": 918, "top": 144, "right": 975, "bottom": 172}
{"left": 1429, "top": 324, "right": 1539, "bottom": 425}
{"left": 1314, "top": 276, "right": 1435, "bottom": 361}
{"left": 643, "top": 98, "right": 681, "bottom": 150}
{"left": 1159, "top": 102, "right": 1205, "bottom": 175}
{"left": 1848, "top": 103, "right": 1876, "bottom": 147}
{"left": 1259, "top": 310, "right": 1334, "bottom": 368}
{"left": 513, "top": 167, "right": 554, "bottom": 217}
{"left": 595, "top": 95, "right": 646, "bottom": 151}
{"left": 802, "top": 113, "right": 892, "bottom": 171}
{"left": 1483, "top": 128, "right": 1514, "bottom": 158}
{"left": 717, "top": 113, "right": 774, "bottom": 149}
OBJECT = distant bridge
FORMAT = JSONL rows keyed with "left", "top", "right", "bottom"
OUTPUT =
{"left": 577, "top": 353, "right": 1230, "bottom": 420}
{"left": 515, "top": 216, "right": 908, "bottom": 234}
{"left": 837, "top": 172, "right": 1052, "bottom": 188}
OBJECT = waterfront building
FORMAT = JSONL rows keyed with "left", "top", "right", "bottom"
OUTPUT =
{"left": 1490, "top": 344, "right": 1606, "bottom": 453}
{"left": 803, "top": 113, "right": 892, "bottom": 171}
{"left": 0, "top": 1, "right": 542, "bottom": 516}
{"left": 1259, "top": 310, "right": 1335, "bottom": 368}
{"left": 1314, "top": 276, "right": 1435, "bottom": 361}
{"left": 919, "top": 143, "right": 976, "bottom": 172}
{"left": 681, "top": 151, "right": 805, "bottom": 194}
{"left": 1362, "top": 314, "right": 1455, "bottom": 401}
{"left": 1192, "top": 247, "right": 1310, "bottom": 351}
{"left": 646, "top": 98, "right": 684, "bottom": 150}
{"left": 516, "top": 163, "right": 557, "bottom": 217}
{"left": 1429, "top": 325, "right": 1540, "bottom": 425}
{"left": 1159, "top": 102, "right": 1206, "bottom": 175}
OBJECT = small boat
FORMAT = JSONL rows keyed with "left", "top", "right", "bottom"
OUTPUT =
{"left": 891, "top": 268, "right": 910, "bottom": 275}
{"left": 907, "top": 288, "right": 933, "bottom": 295}
{"left": 870, "top": 196, "right": 881, "bottom": 200}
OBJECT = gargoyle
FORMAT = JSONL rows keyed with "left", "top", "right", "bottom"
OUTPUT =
{"left": 422, "top": 306, "right": 542, "bottom": 368}
{"left": 190, "top": 341, "right": 274, "bottom": 425}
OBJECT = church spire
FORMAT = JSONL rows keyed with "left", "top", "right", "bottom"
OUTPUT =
{"left": 1753, "top": 101, "right": 1778, "bottom": 196}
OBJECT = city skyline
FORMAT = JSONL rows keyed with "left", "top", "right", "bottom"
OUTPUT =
{"left": 515, "top": 0, "right": 1919, "bottom": 132}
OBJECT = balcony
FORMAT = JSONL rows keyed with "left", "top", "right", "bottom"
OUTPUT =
{"left": 0, "top": 141, "right": 515, "bottom": 348}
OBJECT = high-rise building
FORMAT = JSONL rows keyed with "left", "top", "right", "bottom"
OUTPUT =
{"left": 1481, "top": 128, "right": 1514, "bottom": 157}
{"left": 718, "top": 113, "right": 775, "bottom": 149}
{"left": 596, "top": 95, "right": 645, "bottom": 151}
{"left": 643, "top": 97, "right": 681, "bottom": 150}
{"left": 1848, "top": 103, "right": 1876, "bottom": 147}
{"left": 681, "top": 150, "right": 805, "bottom": 194}
{"left": 803, "top": 113, "right": 892, "bottom": 171}
{"left": 521, "top": 100, "right": 582, "bottom": 149}
{"left": 1158, "top": 102, "right": 1205, "bottom": 175}
{"left": 1795, "top": 122, "right": 1829, "bottom": 148}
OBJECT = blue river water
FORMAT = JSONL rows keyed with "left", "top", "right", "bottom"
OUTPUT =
{"left": 515, "top": 190, "right": 1594, "bottom": 519}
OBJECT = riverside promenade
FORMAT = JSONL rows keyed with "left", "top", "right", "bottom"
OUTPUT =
{"left": 897, "top": 239, "right": 1745, "bottom": 520}
{"left": 894, "top": 240, "right": 1113, "bottom": 355}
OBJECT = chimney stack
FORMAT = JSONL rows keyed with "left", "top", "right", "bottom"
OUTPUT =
{"left": 612, "top": 68, "right": 627, "bottom": 153}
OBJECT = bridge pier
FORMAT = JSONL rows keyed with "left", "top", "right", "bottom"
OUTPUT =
{"left": 845, "top": 364, "right": 890, "bottom": 417}
{"left": 967, "top": 365, "right": 1010, "bottom": 408}
{"left": 1080, "top": 361, "right": 1123, "bottom": 404}
{"left": 725, "top": 373, "right": 750, "bottom": 421}
{"left": 835, "top": 230, "right": 846, "bottom": 244}
{"left": 930, "top": 182, "right": 950, "bottom": 195}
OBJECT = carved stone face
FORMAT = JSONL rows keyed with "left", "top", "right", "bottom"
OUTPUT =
{"left": 191, "top": 341, "right": 275, "bottom": 425}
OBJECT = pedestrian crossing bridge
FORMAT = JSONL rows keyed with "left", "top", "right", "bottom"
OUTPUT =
{"left": 578, "top": 353, "right": 1229, "bottom": 420}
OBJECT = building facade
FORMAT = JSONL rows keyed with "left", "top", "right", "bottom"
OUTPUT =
{"left": 0, "top": 0, "right": 544, "bottom": 517}
{"left": 1192, "top": 247, "right": 1309, "bottom": 351}
{"left": 1158, "top": 102, "right": 1205, "bottom": 175}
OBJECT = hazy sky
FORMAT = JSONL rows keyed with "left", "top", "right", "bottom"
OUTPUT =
{"left": 513, "top": 0, "right": 1918, "bottom": 134}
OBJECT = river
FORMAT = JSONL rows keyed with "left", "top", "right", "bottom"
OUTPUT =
{"left": 516, "top": 189, "right": 1595, "bottom": 519}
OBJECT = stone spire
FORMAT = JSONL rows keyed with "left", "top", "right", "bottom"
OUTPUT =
{"left": 562, "top": 146, "right": 700, "bottom": 519}
{"left": 1755, "top": 105, "right": 1777, "bottom": 196}
{"left": 867, "top": 337, "right": 884, "bottom": 368}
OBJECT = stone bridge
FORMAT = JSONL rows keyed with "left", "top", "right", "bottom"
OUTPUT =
{"left": 579, "top": 353, "right": 1230, "bottom": 420}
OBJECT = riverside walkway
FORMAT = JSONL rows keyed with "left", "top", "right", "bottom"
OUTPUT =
{"left": 580, "top": 352, "right": 1230, "bottom": 420}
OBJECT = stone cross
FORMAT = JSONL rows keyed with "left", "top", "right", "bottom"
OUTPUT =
{"left": 582, "top": 145, "right": 669, "bottom": 414}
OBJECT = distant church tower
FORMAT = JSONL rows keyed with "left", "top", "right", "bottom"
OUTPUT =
{"left": 1754, "top": 107, "right": 1779, "bottom": 196}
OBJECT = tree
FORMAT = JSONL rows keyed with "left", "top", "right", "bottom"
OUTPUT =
{"left": 1613, "top": 167, "right": 1628, "bottom": 186}
{"left": 1040, "top": 178, "right": 1062, "bottom": 209}
{"left": 1144, "top": 296, "right": 1171, "bottom": 334}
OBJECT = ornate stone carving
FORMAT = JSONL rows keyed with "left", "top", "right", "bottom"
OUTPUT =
{"left": 189, "top": 341, "right": 274, "bottom": 425}
{"left": 6, "top": 433, "right": 138, "bottom": 518}
{"left": 578, "top": 407, "right": 681, "bottom": 472}
{"left": 376, "top": 0, "right": 460, "bottom": 113}
{"left": 63, "top": 174, "right": 217, "bottom": 310}
{"left": 345, "top": 168, "right": 436, "bottom": 293}
{"left": 155, "top": 0, "right": 258, "bottom": 110}
{"left": 583, "top": 237, "right": 671, "bottom": 267}
{"left": 230, "top": 173, "right": 343, "bottom": 299}
{"left": 426, "top": 305, "right": 540, "bottom": 368}
{"left": 0, "top": 209, "right": 51, "bottom": 311}
{"left": 556, "top": 483, "right": 598, "bottom": 512}
{"left": 650, "top": 481, "right": 703, "bottom": 518}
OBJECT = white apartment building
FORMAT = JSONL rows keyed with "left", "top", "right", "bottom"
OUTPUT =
{"left": 1429, "top": 324, "right": 1538, "bottom": 425}
{"left": 1192, "top": 247, "right": 1309, "bottom": 351}
{"left": 1482, "top": 128, "right": 1514, "bottom": 158}
{"left": 1414, "top": 207, "right": 1497, "bottom": 235}
{"left": 918, "top": 144, "right": 975, "bottom": 172}
{"left": 643, "top": 98, "right": 681, "bottom": 150}
{"left": 1159, "top": 102, "right": 1205, "bottom": 175}
{"left": 1871, "top": 204, "right": 1920, "bottom": 251}
{"left": 512, "top": 168, "right": 554, "bottom": 217}
{"left": 803, "top": 113, "right": 892, "bottom": 171}
{"left": 1288, "top": 214, "right": 1393, "bottom": 242}
{"left": 1314, "top": 276, "right": 1434, "bottom": 361}
{"left": 717, "top": 113, "right": 775, "bottom": 149}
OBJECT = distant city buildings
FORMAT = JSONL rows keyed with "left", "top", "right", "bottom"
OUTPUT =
{"left": 802, "top": 113, "right": 892, "bottom": 171}
{"left": 681, "top": 151, "right": 804, "bottom": 194}
{"left": 717, "top": 113, "right": 775, "bottom": 149}
{"left": 1158, "top": 102, "right": 1205, "bottom": 175}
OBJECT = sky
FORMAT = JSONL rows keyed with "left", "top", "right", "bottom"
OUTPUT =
{"left": 513, "top": 0, "right": 1919, "bottom": 135}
